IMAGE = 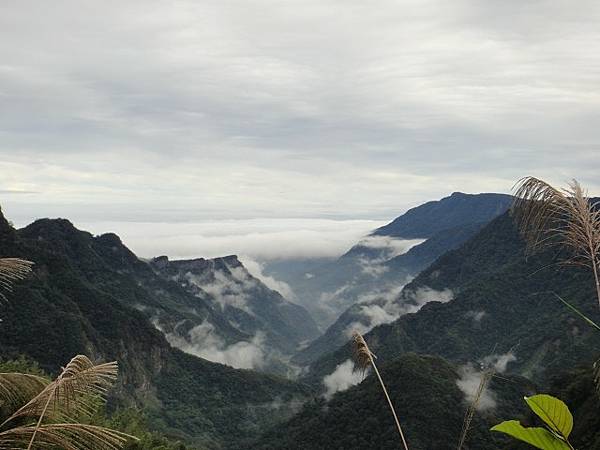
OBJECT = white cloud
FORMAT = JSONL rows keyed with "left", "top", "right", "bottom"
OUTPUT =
{"left": 322, "top": 359, "right": 365, "bottom": 400}
{"left": 346, "top": 304, "right": 398, "bottom": 336}
{"left": 238, "top": 255, "right": 296, "bottom": 300}
{"left": 356, "top": 236, "right": 425, "bottom": 259}
{"left": 156, "top": 319, "right": 266, "bottom": 369}
{"left": 456, "top": 351, "right": 517, "bottom": 412}
{"left": 456, "top": 364, "right": 497, "bottom": 412}
{"left": 319, "top": 284, "right": 353, "bottom": 310}
{"left": 358, "top": 258, "right": 390, "bottom": 277}
{"left": 345, "top": 286, "right": 454, "bottom": 337}
{"left": 482, "top": 351, "right": 517, "bottom": 373}
{"left": 409, "top": 287, "right": 454, "bottom": 307}
{"left": 353, "top": 237, "right": 425, "bottom": 277}
{"left": 184, "top": 268, "right": 254, "bottom": 315}
{"left": 63, "top": 218, "right": 384, "bottom": 261}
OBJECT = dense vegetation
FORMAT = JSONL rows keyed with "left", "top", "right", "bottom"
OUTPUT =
{"left": 249, "top": 354, "right": 532, "bottom": 449}
{"left": 150, "top": 255, "right": 319, "bottom": 356}
{"left": 1, "top": 185, "right": 598, "bottom": 449}
{"left": 0, "top": 210, "right": 312, "bottom": 448}
{"left": 292, "top": 193, "right": 513, "bottom": 359}
{"left": 0, "top": 356, "right": 191, "bottom": 449}
{"left": 307, "top": 211, "right": 600, "bottom": 386}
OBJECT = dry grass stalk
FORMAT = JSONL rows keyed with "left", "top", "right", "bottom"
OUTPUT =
{"left": 456, "top": 367, "right": 494, "bottom": 450}
{"left": 512, "top": 177, "right": 600, "bottom": 307}
{"left": 0, "top": 355, "right": 132, "bottom": 450}
{"left": 352, "top": 332, "right": 410, "bottom": 450}
{"left": 0, "top": 423, "right": 130, "bottom": 450}
{"left": 0, "top": 374, "right": 49, "bottom": 412}
{"left": 0, "top": 258, "right": 33, "bottom": 301}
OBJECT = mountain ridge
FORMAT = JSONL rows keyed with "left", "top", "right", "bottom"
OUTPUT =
{"left": 279, "top": 192, "right": 512, "bottom": 331}
{"left": 0, "top": 208, "right": 314, "bottom": 448}
{"left": 372, "top": 192, "right": 512, "bottom": 238}
{"left": 291, "top": 193, "right": 512, "bottom": 365}
{"left": 305, "top": 211, "right": 600, "bottom": 388}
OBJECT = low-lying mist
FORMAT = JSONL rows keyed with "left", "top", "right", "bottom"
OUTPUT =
{"left": 75, "top": 218, "right": 386, "bottom": 261}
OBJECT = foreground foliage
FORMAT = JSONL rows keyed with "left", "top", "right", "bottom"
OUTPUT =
{"left": 492, "top": 395, "right": 574, "bottom": 450}
{"left": 513, "top": 176, "right": 600, "bottom": 307}
{"left": 0, "top": 354, "right": 132, "bottom": 449}
{"left": 352, "top": 332, "right": 409, "bottom": 450}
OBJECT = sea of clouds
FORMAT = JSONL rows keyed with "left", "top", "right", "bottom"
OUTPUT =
{"left": 73, "top": 218, "right": 387, "bottom": 261}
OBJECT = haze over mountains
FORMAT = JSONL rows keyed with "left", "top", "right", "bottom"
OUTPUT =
{"left": 272, "top": 192, "right": 513, "bottom": 365}
{"left": 2, "top": 191, "right": 600, "bottom": 449}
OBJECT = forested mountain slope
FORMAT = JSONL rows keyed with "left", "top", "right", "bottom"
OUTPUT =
{"left": 8, "top": 215, "right": 317, "bottom": 374}
{"left": 307, "top": 211, "right": 600, "bottom": 387}
{"left": 249, "top": 353, "right": 533, "bottom": 450}
{"left": 293, "top": 221, "right": 488, "bottom": 366}
{"left": 150, "top": 255, "right": 319, "bottom": 356}
{"left": 0, "top": 209, "right": 312, "bottom": 448}
{"left": 285, "top": 192, "right": 512, "bottom": 330}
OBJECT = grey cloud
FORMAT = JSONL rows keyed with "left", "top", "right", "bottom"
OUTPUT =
{"left": 1, "top": 0, "right": 599, "bottom": 227}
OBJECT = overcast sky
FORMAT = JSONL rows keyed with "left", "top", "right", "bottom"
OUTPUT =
{"left": 1, "top": 1, "right": 599, "bottom": 258}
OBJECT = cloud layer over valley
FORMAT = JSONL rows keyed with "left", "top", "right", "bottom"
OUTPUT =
{"left": 55, "top": 218, "right": 386, "bottom": 261}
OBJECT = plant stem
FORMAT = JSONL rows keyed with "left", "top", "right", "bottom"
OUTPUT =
{"left": 368, "top": 355, "right": 410, "bottom": 450}
{"left": 554, "top": 293, "right": 600, "bottom": 331}
{"left": 27, "top": 387, "right": 54, "bottom": 450}
{"left": 457, "top": 369, "right": 493, "bottom": 450}
{"left": 592, "top": 259, "right": 600, "bottom": 309}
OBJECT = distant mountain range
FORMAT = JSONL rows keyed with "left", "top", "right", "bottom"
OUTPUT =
{"left": 3, "top": 192, "right": 598, "bottom": 449}
{"left": 372, "top": 192, "right": 512, "bottom": 238}
{"left": 291, "top": 192, "right": 512, "bottom": 365}
{"left": 273, "top": 193, "right": 512, "bottom": 332}
{"left": 305, "top": 210, "right": 600, "bottom": 388}
{"left": 250, "top": 198, "right": 600, "bottom": 450}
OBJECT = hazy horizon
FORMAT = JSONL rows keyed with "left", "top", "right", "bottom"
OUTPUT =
{"left": 3, "top": 189, "right": 500, "bottom": 261}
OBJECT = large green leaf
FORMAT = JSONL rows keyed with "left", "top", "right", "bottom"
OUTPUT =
{"left": 491, "top": 421, "right": 570, "bottom": 450}
{"left": 525, "top": 394, "right": 573, "bottom": 438}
